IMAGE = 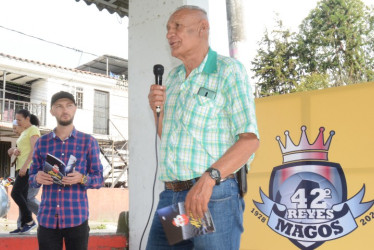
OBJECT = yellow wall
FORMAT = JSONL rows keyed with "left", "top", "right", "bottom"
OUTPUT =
{"left": 242, "top": 82, "right": 374, "bottom": 250}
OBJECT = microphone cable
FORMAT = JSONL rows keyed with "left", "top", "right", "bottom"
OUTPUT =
{"left": 139, "top": 111, "right": 160, "bottom": 250}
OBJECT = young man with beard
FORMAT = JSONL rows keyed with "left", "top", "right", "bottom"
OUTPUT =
{"left": 29, "top": 91, "right": 103, "bottom": 250}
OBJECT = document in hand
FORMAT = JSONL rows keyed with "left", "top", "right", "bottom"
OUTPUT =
{"left": 157, "top": 201, "right": 215, "bottom": 245}
{"left": 43, "top": 154, "right": 76, "bottom": 185}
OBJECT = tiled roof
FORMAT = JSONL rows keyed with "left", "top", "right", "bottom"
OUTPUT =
{"left": 0, "top": 52, "right": 114, "bottom": 79}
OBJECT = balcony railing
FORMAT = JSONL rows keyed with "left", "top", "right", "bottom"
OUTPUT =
{"left": 0, "top": 98, "right": 47, "bottom": 126}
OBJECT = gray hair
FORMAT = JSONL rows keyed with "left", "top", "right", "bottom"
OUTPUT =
{"left": 174, "top": 5, "right": 208, "bottom": 17}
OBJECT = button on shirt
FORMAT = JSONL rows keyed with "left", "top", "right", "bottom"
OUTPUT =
{"left": 29, "top": 128, "right": 103, "bottom": 229}
{"left": 160, "top": 48, "right": 259, "bottom": 181}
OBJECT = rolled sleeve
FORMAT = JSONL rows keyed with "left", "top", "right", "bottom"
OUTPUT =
{"left": 227, "top": 62, "right": 259, "bottom": 140}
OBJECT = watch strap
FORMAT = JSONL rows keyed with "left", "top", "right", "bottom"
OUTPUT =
{"left": 205, "top": 167, "right": 221, "bottom": 185}
{"left": 80, "top": 175, "right": 88, "bottom": 185}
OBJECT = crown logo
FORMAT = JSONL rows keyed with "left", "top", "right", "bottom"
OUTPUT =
{"left": 276, "top": 126, "right": 335, "bottom": 163}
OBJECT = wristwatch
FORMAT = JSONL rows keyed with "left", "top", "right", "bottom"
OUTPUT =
{"left": 80, "top": 175, "right": 88, "bottom": 185}
{"left": 205, "top": 167, "right": 221, "bottom": 185}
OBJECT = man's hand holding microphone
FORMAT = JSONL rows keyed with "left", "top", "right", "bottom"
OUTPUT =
{"left": 148, "top": 65, "right": 165, "bottom": 137}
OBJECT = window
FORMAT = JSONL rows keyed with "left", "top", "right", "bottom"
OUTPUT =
{"left": 93, "top": 90, "right": 109, "bottom": 135}
{"left": 76, "top": 87, "right": 83, "bottom": 109}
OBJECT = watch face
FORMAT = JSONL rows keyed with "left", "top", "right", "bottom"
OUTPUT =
{"left": 210, "top": 169, "right": 220, "bottom": 179}
{"left": 206, "top": 168, "right": 221, "bottom": 185}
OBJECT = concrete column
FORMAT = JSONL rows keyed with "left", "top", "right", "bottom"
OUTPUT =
{"left": 128, "top": 1, "right": 180, "bottom": 249}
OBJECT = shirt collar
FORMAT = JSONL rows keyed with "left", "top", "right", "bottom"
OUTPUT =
{"left": 177, "top": 47, "right": 218, "bottom": 77}
{"left": 202, "top": 47, "right": 217, "bottom": 74}
{"left": 52, "top": 127, "right": 77, "bottom": 140}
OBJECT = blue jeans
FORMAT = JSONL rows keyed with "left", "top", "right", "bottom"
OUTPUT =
{"left": 146, "top": 178, "right": 245, "bottom": 250}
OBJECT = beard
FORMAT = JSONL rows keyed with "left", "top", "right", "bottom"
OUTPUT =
{"left": 57, "top": 116, "right": 74, "bottom": 126}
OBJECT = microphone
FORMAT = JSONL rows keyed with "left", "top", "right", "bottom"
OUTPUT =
{"left": 153, "top": 64, "right": 164, "bottom": 114}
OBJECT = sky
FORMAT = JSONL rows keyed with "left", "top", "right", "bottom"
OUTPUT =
{"left": 0, "top": 0, "right": 128, "bottom": 68}
{"left": 0, "top": 0, "right": 373, "bottom": 72}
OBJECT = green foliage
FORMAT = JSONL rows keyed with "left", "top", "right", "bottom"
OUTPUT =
{"left": 252, "top": 0, "right": 374, "bottom": 97}
{"left": 294, "top": 73, "right": 330, "bottom": 92}
{"left": 252, "top": 18, "right": 298, "bottom": 97}
{"left": 92, "top": 224, "right": 107, "bottom": 230}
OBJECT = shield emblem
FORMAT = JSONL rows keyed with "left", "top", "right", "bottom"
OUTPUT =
{"left": 254, "top": 126, "right": 374, "bottom": 249}
{"left": 269, "top": 160, "right": 347, "bottom": 249}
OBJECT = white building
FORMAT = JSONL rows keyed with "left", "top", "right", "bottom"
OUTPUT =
{"left": 2, "top": 1, "right": 231, "bottom": 248}
{"left": 0, "top": 53, "right": 128, "bottom": 187}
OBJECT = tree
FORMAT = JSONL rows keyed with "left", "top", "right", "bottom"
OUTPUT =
{"left": 296, "top": 0, "right": 374, "bottom": 86}
{"left": 294, "top": 73, "right": 330, "bottom": 92}
{"left": 251, "top": 19, "right": 298, "bottom": 97}
{"left": 251, "top": 0, "right": 374, "bottom": 97}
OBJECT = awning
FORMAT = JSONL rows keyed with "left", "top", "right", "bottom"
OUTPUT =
{"left": 76, "top": 55, "right": 128, "bottom": 78}
{"left": 76, "top": 0, "right": 129, "bottom": 18}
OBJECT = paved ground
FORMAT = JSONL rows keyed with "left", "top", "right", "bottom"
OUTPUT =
{"left": 0, "top": 217, "right": 118, "bottom": 235}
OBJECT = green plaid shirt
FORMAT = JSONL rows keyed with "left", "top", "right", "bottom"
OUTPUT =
{"left": 160, "top": 48, "right": 259, "bottom": 181}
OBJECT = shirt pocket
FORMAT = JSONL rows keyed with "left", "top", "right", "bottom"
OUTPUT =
{"left": 181, "top": 94, "right": 219, "bottom": 129}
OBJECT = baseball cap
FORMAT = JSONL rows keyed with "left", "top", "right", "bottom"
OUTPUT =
{"left": 51, "top": 91, "right": 76, "bottom": 106}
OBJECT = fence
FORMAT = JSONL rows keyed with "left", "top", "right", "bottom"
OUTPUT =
{"left": 0, "top": 98, "right": 46, "bottom": 126}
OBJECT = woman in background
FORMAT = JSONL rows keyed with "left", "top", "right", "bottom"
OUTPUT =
{"left": 10, "top": 109, "right": 40, "bottom": 234}
{"left": 8, "top": 118, "right": 41, "bottom": 234}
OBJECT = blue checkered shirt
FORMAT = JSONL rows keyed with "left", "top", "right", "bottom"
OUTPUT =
{"left": 29, "top": 128, "right": 103, "bottom": 229}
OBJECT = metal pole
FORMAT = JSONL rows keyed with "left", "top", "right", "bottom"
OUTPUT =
{"left": 111, "top": 140, "right": 114, "bottom": 188}
{"left": 226, "top": 0, "right": 256, "bottom": 94}
{"left": 2, "top": 70, "right": 6, "bottom": 117}
{"left": 226, "top": 0, "right": 245, "bottom": 59}
{"left": 106, "top": 57, "right": 109, "bottom": 76}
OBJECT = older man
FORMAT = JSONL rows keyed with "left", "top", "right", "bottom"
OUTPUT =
{"left": 147, "top": 5, "right": 260, "bottom": 250}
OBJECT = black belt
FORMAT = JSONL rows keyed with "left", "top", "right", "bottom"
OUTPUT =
{"left": 165, "top": 174, "right": 235, "bottom": 192}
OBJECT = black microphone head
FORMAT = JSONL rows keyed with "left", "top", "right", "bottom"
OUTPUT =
{"left": 153, "top": 64, "right": 164, "bottom": 76}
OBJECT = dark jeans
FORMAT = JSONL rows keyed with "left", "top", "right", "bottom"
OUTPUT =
{"left": 11, "top": 170, "right": 32, "bottom": 227}
{"left": 37, "top": 220, "right": 90, "bottom": 250}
